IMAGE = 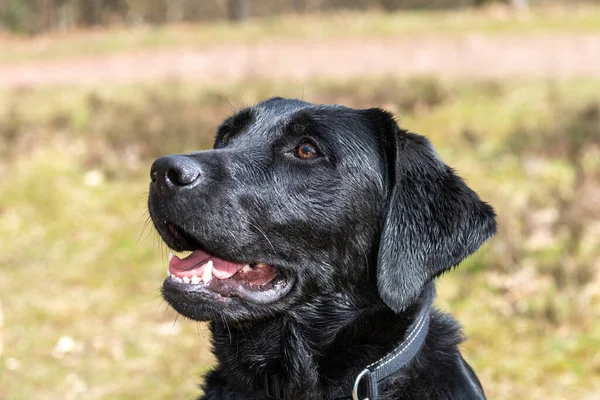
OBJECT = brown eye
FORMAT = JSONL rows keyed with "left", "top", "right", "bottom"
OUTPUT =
{"left": 295, "top": 142, "right": 319, "bottom": 160}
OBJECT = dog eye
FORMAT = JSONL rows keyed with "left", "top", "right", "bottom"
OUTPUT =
{"left": 295, "top": 142, "right": 319, "bottom": 160}
{"left": 220, "top": 127, "right": 232, "bottom": 145}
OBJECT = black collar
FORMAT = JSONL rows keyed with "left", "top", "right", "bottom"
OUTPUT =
{"left": 348, "top": 282, "right": 435, "bottom": 400}
{"left": 264, "top": 282, "right": 435, "bottom": 400}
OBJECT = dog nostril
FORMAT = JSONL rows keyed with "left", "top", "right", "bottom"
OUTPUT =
{"left": 151, "top": 155, "right": 202, "bottom": 193}
{"left": 166, "top": 166, "right": 200, "bottom": 186}
{"left": 167, "top": 168, "right": 180, "bottom": 185}
{"left": 150, "top": 166, "right": 158, "bottom": 182}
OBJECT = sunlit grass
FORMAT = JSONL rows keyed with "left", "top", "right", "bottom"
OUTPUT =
{"left": 1, "top": 3, "right": 600, "bottom": 64}
{"left": 1, "top": 77, "right": 599, "bottom": 399}
{"left": 0, "top": 143, "right": 211, "bottom": 399}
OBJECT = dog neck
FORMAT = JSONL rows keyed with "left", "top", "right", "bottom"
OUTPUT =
{"left": 208, "top": 289, "right": 432, "bottom": 399}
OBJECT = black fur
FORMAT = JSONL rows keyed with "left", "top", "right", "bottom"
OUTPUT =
{"left": 148, "top": 98, "right": 496, "bottom": 399}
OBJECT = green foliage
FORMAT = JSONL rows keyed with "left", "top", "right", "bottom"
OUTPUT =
{"left": 1, "top": 0, "right": 30, "bottom": 33}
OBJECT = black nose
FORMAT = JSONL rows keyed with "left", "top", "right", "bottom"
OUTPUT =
{"left": 150, "top": 155, "right": 202, "bottom": 195}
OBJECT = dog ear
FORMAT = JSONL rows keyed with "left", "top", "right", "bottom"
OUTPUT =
{"left": 364, "top": 108, "right": 496, "bottom": 312}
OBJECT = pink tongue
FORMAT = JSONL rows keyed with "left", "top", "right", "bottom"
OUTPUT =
{"left": 168, "top": 250, "right": 245, "bottom": 279}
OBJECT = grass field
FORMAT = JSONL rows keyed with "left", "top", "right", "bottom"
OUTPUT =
{"left": 1, "top": 76, "right": 599, "bottom": 399}
{"left": 2, "top": 3, "right": 600, "bottom": 64}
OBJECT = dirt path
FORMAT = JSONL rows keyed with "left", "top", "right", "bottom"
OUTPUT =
{"left": 1, "top": 34, "right": 599, "bottom": 88}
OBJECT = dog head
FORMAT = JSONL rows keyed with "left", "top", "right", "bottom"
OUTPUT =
{"left": 148, "top": 98, "right": 496, "bottom": 322}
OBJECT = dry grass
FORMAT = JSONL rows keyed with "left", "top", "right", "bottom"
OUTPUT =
{"left": 1, "top": 77, "right": 599, "bottom": 399}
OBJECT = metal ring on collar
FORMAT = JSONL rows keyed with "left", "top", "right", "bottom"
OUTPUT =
{"left": 352, "top": 369, "right": 370, "bottom": 400}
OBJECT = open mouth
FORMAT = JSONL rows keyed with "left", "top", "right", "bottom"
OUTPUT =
{"left": 169, "top": 249, "right": 283, "bottom": 288}
{"left": 164, "top": 249, "right": 291, "bottom": 303}
{"left": 158, "top": 222, "right": 293, "bottom": 304}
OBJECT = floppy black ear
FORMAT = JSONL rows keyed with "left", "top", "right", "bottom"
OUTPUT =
{"left": 365, "top": 108, "right": 496, "bottom": 312}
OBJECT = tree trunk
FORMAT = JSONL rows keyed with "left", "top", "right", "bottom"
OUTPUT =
{"left": 227, "top": 0, "right": 250, "bottom": 22}
{"left": 80, "top": 0, "right": 104, "bottom": 26}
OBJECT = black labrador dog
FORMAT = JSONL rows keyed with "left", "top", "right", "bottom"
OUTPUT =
{"left": 148, "top": 98, "right": 496, "bottom": 400}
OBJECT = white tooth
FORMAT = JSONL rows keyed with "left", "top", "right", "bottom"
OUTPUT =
{"left": 182, "top": 276, "right": 190, "bottom": 284}
{"left": 168, "top": 251, "right": 174, "bottom": 262}
{"left": 170, "top": 274, "right": 176, "bottom": 280}
{"left": 256, "top": 263, "right": 265, "bottom": 268}
{"left": 191, "top": 276, "right": 200, "bottom": 284}
{"left": 202, "top": 260, "right": 213, "bottom": 283}
{"left": 241, "top": 265, "right": 251, "bottom": 272}
{"left": 174, "top": 277, "right": 183, "bottom": 283}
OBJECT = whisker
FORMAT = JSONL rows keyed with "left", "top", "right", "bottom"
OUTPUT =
{"left": 138, "top": 214, "right": 154, "bottom": 243}
{"left": 226, "top": 97, "right": 238, "bottom": 114}
{"left": 172, "top": 313, "right": 181, "bottom": 330}
{"left": 220, "top": 314, "right": 233, "bottom": 345}
{"left": 248, "top": 219, "right": 277, "bottom": 256}
{"left": 240, "top": 82, "right": 249, "bottom": 109}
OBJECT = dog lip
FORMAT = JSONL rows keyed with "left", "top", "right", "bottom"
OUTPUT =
{"left": 162, "top": 269, "right": 294, "bottom": 305}
{"left": 162, "top": 222, "right": 200, "bottom": 251}
{"left": 167, "top": 223, "right": 180, "bottom": 240}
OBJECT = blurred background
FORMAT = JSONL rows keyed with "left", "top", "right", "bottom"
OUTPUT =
{"left": 1, "top": 0, "right": 599, "bottom": 399}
